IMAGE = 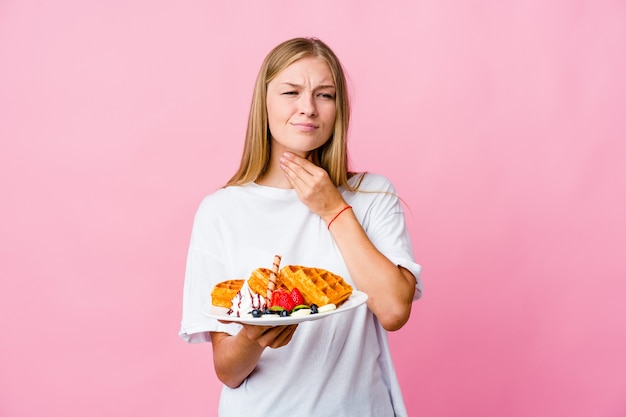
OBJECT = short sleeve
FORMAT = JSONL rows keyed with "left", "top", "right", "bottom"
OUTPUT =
{"left": 178, "top": 246, "right": 243, "bottom": 344}
{"left": 351, "top": 174, "right": 423, "bottom": 301}
{"left": 178, "top": 198, "right": 243, "bottom": 344}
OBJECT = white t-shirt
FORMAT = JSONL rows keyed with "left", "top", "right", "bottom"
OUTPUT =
{"left": 179, "top": 173, "right": 423, "bottom": 417}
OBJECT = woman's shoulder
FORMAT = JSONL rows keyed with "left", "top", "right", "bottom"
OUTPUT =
{"left": 195, "top": 184, "right": 249, "bottom": 213}
{"left": 349, "top": 172, "right": 397, "bottom": 193}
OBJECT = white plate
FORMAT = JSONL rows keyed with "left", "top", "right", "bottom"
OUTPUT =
{"left": 202, "top": 290, "right": 368, "bottom": 326}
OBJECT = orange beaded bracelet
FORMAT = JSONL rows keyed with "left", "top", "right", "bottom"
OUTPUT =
{"left": 327, "top": 205, "right": 352, "bottom": 230}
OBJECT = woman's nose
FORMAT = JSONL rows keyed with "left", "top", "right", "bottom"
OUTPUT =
{"left": 298, "top": 94, "right": 317, "bottom": 116}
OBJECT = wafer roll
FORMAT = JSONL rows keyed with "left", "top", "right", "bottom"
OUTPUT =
{"left": 266, "top": 254, "right": 282, "bottom": 301}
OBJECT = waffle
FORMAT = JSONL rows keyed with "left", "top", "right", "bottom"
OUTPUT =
{"left": 248, "top": 267, "right": 288, "bottom": 296}
{"left": 279, "top": 265, "right": 352, "bottom": 307}
{"left": 210, "top": 279, "right": 244, "bottom": 308}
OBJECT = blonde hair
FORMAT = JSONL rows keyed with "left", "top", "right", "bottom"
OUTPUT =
{"left": 226, "top": 37, "right": 359, "bottom": 190}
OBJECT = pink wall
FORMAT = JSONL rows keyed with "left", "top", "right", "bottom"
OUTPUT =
{"left": 1, "top": 1, "right": 625, "bottom": 416}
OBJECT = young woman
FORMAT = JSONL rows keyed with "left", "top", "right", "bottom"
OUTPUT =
{"left": 179, "top": 37, "right": 423, "bottom": 416}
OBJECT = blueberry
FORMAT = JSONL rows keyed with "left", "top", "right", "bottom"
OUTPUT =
{"left": 251, "top": 309, "right": 262, "bottom": 318}
{"left": 310, "top": 304, "right": 319, "bottom": 314}
{"left": 280, "top": 310, "right": 290, "bottom": 317}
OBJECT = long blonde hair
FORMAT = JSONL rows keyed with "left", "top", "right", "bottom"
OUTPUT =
{"left": 226, "top": 37, "right": 359, "bottom": 190}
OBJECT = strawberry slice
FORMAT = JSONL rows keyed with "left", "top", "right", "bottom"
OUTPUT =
{"left": 270, "top": 291, "right": 280, "bottom": 307}
{"left": 290, "top": 288, "right": 305, "bottom": 306}
{"left": 270, "top": 288, "right": 288, "bottom": 308}
{"left": 275, "top": 292, "right": 296, "bottom": 312}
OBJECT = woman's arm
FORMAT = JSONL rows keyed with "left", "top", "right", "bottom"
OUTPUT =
{"left": 210, "top": 324, "right": 298, "bottom": 388}
{"left": 325, "top": 211, "right": 416, "bottom": 331}
{"left": 279, "top": 152, "right": 416, "bottom": 331}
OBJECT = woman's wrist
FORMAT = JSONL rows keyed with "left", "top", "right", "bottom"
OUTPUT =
{"left": 326, "top": 205, "right": 353, "bottom": 230}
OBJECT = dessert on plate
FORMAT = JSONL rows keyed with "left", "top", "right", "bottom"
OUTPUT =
{"left": 210, "top": 255, "right": 353, "bottom": 319}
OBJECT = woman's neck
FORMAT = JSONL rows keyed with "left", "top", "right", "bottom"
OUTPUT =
{"left": 255, "top": 165, "right": 292, "bottom": 189}
{"left": 256, "top": 145, "right": 310, "bottom": 189}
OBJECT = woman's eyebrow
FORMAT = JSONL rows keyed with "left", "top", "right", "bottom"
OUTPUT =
{"left": 279, "top": 82, "right": 335, "bottom": 89}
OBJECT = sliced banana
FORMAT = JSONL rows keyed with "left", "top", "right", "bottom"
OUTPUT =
{"left": 318, "top": 303, "right": 337, "bottom": 314}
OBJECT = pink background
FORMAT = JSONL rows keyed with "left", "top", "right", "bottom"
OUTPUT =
{"left": 1, "top": 1, "right": 625, "bottom": 416}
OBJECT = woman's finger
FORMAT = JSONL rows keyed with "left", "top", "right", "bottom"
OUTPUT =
{"left": 267, "top": 325, "right": 298, "bottom": 348}
{"left": 280, "top": 154, "right": 314, "bottom": 184}
{"left": 242, "top": 324, "right": 298, "bottom": 349}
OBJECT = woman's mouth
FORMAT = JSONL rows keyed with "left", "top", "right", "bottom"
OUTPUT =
{"left": 292, "top": 123, "right": 318, "bottom": 132}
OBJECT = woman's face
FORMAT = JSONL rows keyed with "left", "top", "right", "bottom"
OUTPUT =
{"left": 266, "top": 57, "right": 336, "bottom": 157}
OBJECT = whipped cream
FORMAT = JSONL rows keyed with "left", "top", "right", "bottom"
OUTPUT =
{"left": 228, "top": 281, "right": 266, "bottom": 317}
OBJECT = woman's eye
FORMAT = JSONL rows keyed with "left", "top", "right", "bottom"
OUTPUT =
{"left": 318, "top": 93, "right": 335, "bottom": 99}
{"left": 282, "top": 91, "right": 297, "bottom": 95}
